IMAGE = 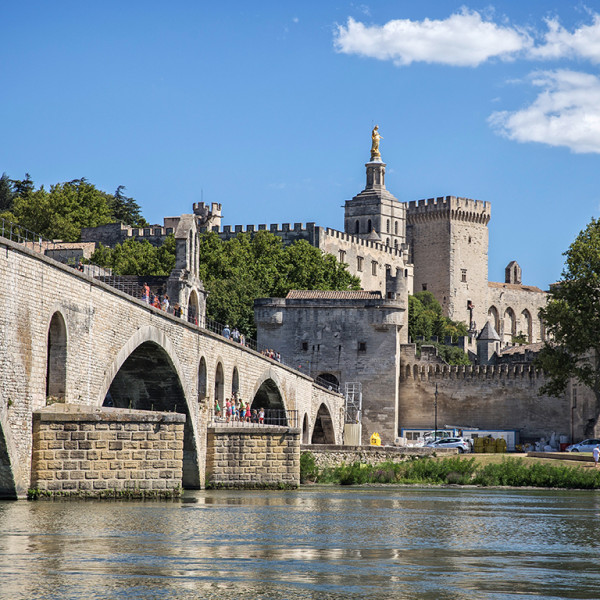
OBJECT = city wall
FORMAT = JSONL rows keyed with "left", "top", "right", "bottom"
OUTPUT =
{"left": 399, "top": 345, "right": 573, "bottom": 441}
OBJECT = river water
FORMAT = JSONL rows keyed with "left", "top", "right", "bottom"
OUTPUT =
{"left": 1, "top": 486, "right": 600, "bottom": 600}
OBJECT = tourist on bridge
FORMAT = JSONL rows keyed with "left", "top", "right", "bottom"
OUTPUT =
{"left": 222, "top": 324, "right": 230, "bottom": 339}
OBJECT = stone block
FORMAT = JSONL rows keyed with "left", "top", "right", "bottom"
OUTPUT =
{"left": 62, "top": 481, "right": 77, "bottom": 490}
{"left": 116, "top": 432, "right": 131, "bottom": 440}
{"left": 109, "top": 441, "right": 123, "bottom": 451}
{"left": 101, "top": 451, "right": 116, "bottom": 460}
{"left": 96, "top": 441, "right": 108, "bottom": 449}
{"left": 70, "top": 471, "right": 84, "bottom": 480}
{"left": 152, "top": 480, "right": 166, "bottom": 489}
{"left": 124, "top": 423, "right": 139, "bottom": 431}
{"left": 123, "top": 461, "right": 137, "bottom": 469}
{"left": 78, "top": 441, "right": 92, "bottom": 450}
{"left": 78, "top": 481, "right": 92, "bottom": 490}
{"left": 109, "top": 423, "right": 123, "bottom": 430}
{"left": 63, "top": 461, "right": 78, "bottom": 470}
{"left": 64, "top": 441, "right": 78, "bottom": 450}
{"left": 93, "top": 481, "right": 107, "bottom": 489}
{"left": 48, "top": 441, "right": 63, "bottom": 450}
{"left": 71, "top": 432, "right": 85, "bottom": 440}
{"left": 145, "top": 470, "right": 159, "bottom": 479}
{"left": 71, "top": 450, "right": 85, "bottom": 459}
{"left": 84, "top": 471, "right": 99, "bottom": 479}
{"left": 86, "top": 432, "right": 101, "bottom": 440}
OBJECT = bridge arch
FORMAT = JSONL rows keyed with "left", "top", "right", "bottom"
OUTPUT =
{"left": 98, "top": 325, "right": 201, "bottom": 489}
{"left": 232, "top": 366, "right": 240, "bottom": 398}
{"left": 198, "top": 356, "right": 207, "bottom": 402}
{"left": 215, "top": 362, "right": 225, "bottom": 405}
{"left": 251, "top": 370, "right": 288, "bottom": 412}
{"left": 311, "top": 403, "right": 335, "bottom": 444}
{"left": 46, "top": 311, "right": 68, "bottom": 403}
{"left": 0, "top": 407, "right": 27, "bottom": 499}
{"left": 302, "top": 412, "right": 310, "bottom": 444}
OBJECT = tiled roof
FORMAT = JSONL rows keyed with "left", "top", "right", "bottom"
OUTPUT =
{"left": 286, "top": 290, "right": 382, "bottom": 300}
{"left": 499, "top": 342, "right": 545, "bottom": 355}
{"left": 488, "top": 281, "right": 545, "bottom": 293}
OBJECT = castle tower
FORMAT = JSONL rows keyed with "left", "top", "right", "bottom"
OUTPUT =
{"left": 406, "top": 196, "right": 491, "bottom": 333}
{"left": 344, "top": 131, "right": 406, "bottom": 250}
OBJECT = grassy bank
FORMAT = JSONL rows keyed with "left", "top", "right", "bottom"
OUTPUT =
{"left": 300, "top": 452, "right": 600, "bottom": 489}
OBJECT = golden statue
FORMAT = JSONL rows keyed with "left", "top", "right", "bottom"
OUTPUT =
{"left": 371, "top": 125, "right": 382, "bottom": 160}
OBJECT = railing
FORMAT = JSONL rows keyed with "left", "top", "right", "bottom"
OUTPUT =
{"left": 314, "top": 375, "right": 340, "bottom": 393}
{"left": 209, "top": 408, "right": 298, "bottom": 428}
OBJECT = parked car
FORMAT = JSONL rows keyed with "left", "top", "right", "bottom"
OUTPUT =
{"left": 425, "top": 437, "right": 471, "bottom": 453}
{"left": 565, "top": 439, "right": 600, "bottom": 452}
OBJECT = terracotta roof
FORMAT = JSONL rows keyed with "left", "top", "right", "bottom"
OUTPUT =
{"left": 488, "top": 281, "right": 545, "bottom": 293}
{"left": 499, "top": 342, "right": 545, "bottom": 355}
{"left": 286, "top": 290, "right": 382, "bottom": 300}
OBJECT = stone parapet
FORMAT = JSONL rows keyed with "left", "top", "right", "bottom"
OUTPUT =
{"left": 302, "top": 444, "right": 451, "bottom": 469}
{"left": 31, "top": 405, "right": 185, "bottom": 498}
{"left": 206, "top": 426, "right": 300, "bottom": 488}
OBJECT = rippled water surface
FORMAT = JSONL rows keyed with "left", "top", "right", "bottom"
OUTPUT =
{"left": 1, "top": 487, "right": 600, "bottom": 599}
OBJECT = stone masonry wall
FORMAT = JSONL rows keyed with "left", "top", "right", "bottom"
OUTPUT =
{"left": 31, "top": 405, "right": 185, "bottom": 497}
{"left": 206, "top": 426, "right": 300, "bottom": 488}
{"left": 303, "top": 444, "right": 444, "bottom": 469}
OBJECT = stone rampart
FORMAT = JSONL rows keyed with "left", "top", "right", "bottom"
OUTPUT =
{"left": 206, "top": 425, "right": 300, "bottom": 488}
{"left": 31, "top": 404, "right": 185, "bottom": 498}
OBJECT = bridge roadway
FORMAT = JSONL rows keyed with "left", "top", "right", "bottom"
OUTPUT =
{"left": 0, "top": 235, "right": 343, "bottom": 498}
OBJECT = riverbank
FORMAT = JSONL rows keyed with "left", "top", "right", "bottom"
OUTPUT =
{"left": 300, "top": 451, "right": 600, "bottom": 489}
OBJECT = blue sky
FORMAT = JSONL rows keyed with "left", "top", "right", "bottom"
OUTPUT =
{"left": 3, "top": 1, "right": 600, "bottom": 289}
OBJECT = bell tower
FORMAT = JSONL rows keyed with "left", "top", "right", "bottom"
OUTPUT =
{"left": 344, "top": 127, "right": 406, "bottom": 249}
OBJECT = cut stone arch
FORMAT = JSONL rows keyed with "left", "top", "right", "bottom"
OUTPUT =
{"left": 98, "top": 326, "right": 201, "bottom": 489}
{"left": 0, "top": 408, "right": 26, "bottom": 499}
{"left": 215, "top": 362, "right": 225, "bottom": 405}
{"left": 46, "top": 311, "right": 67, "bottom": 403}
{"left": 251, "top": 376, "right": 288, "bottom": 425}
{"left": 198, "top": 356, "right": 207, "bottom": 401}
{"left": 302, "top": 413, "right": 310, "bottom": 444}
{"left": 413, "top": 364, "right": 419, "bottom": 378}
{"left": 311, "top": 403, "right": 335, "bottom": 444}
{"left": 187, "top": 289, "right": 200, "bottom": 325}
{"left": 488, "top": 306, "right": 500, "bottom": 334}
{"left": 232, "top": 366, "right": 240, "bottom": 397}
{"left": 317, "top": 372, "right": 339, "bottom": 390}
{"left": 520, "top": 309, "right": 532, "bottom": 342}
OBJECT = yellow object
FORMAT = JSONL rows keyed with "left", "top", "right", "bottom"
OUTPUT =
{"left": 496, "top": 438, "right": 507, "bottom": 453}
{"left": 370, "top": 432, "right": 381, "bottom": 446}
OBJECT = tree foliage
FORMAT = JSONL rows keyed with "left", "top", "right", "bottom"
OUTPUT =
{"left": 196, "top": 231, "right": 361, "bottom": 337}
{"left": 408, "top": 291, "right": 470, "bottom": 365}
{"left": 109, "top": 185, "right": 148, "bottom": 227}
{"left": 537, "top": 218, "right": 600, "bottom": 434}
{"left": 91, "top": 234, "right": 176, "bottom": 276}
{"left": 1, "top": 174, "right": 147, "bottom": 241}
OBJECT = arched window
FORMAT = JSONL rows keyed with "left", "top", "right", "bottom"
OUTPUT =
{"left": 386, "top": 219, "right": 390, "bottom": 233}
{"left": 367, "top": 219, "right": 372, "bottom": 232}
{"left": 520, "top": 310, "right": 532, "bottom": 343}
{"left": 355, "top": 220, "right": 359, "bottom": 234}
{"left": 394, "top": 221, "right": 398, "bottom": 235}
{"left": 503, "top": 307, "right": 516, "bottom": 344}
{"left": 488, "top": 306, "right": 500, "bottom": 334}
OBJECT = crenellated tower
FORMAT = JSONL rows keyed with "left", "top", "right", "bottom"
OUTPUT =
{"left": 406, "top": 196, "right": 491, "bottom": 333}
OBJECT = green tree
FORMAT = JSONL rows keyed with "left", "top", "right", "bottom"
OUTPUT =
{"left": 11, "top": 173, "right": 34, "bottom": 199}
{"left": 109, "top": 185, "right": 148, "bottom": 227}
{"left": 408, "top": 291, "right": 470, "bottom": 365}
{"left": 0, "top": 173, "right": 14, "bottom": 211}
{"left": 90, "top": 234, "right": 176, "bottom": 276}
{"left": 537, "top": 217, "right": 600, "bottom": 436}
{"left": 196, "top": 231, "right": 361, "bottom": 337}
{"left": 11, "top": 178, "right": 113, "bottom": 241}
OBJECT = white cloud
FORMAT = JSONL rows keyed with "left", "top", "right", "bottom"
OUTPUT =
{"left": 529, "top": 15, "right": 600, "bottom": 62}
{"left": 334, "top": 9, "right": 530, "bottom": 67}
{"left": 489, "top": 70, "right": 600, "bottom": 153}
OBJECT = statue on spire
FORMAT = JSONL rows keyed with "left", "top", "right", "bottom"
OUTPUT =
{"left": 370, "top": 125, "right": 382, "bottom": 161}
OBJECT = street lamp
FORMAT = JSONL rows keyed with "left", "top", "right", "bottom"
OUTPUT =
{"left": 434, "top": 383, "right": 438, "bottom": 440}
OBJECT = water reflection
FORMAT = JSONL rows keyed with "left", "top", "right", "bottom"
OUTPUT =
{"left": 1, "top": 487, "right": 600, "bottom": 599}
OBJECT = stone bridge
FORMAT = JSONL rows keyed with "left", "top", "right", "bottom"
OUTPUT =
{"left": 0, "top": 235, "right": 344, "bottom": 498}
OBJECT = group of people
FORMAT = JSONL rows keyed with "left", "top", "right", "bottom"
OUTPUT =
{"left": 141, "top": 282, "right": 183, "bottom": 316}
{"left": 214, "top": 397, "right": 265, "bottom": 424}
{"left": 261, "top": 349, "right": 281, "bottom": 362}
{"left": 221, "top": 325, "right": 246, "bottom": 346}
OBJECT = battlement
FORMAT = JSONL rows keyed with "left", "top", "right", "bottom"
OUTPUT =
{"left": 210, "top": 222, "right": 316, "bottom": 235}
{"left": 407, "top": 196, "right": 491, "bottom": 224}
{"left": 193, "top": 202, "right": 222, "bottom": 216}
{"left": 127, "top": 225, "right": 175, "bottom": 238}
{"left": 323, "top": 227, "right": 409, "bottom": 259}
{"left": 402, "top": 361, "right": 541, "bottom": 381}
